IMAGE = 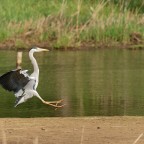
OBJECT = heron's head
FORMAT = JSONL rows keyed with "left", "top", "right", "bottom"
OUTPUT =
{"left": 30, "top": 47, "right": 49, "bottom": 53}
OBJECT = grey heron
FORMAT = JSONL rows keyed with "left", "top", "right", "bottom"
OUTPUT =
{"left": 0, "top": 47, "right": 64, "bottom": 108}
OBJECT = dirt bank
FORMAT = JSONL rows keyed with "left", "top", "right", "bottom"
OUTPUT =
{"left": 0, "top": 31, "right": 143, "bottom": 50}
{"left": 0, "top": 117, "right": 144, "bottom": 144}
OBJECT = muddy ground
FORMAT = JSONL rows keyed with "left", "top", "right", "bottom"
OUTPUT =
{"left": 0, "top": 117, "right": 144, "bottom": 144}
{"left": 0, "top": 31, "right": 143, "bottom": 50}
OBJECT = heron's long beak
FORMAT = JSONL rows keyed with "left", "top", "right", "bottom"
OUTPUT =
{"left": 37, "top": 47, "right": 49, "bottom": 52}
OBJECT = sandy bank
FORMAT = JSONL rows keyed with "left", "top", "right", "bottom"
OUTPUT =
{"left": 0, "top": 117, "right": 144, "bottom": 144}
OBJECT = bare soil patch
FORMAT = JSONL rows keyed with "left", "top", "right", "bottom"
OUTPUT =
{"left": 0, "top": 117, "right": 144, "bottom": 144}
{"left": 0, "top": 32, "right": 143, "bottom": 51}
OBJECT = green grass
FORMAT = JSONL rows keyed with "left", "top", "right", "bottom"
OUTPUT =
{"left": 0, "top": 0, "right": 143, "bottom": 49}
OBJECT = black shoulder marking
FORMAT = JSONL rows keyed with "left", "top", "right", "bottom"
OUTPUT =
{"left": 0, "top": 69, "right": 30, "bottom": 93}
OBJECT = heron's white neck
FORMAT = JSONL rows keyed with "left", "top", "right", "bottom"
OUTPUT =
{"left": 29, "top": 51, "right": 39, "bottom": 76}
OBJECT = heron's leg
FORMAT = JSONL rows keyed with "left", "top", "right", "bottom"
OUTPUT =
{"left": 43, "top": 99, "right": 64, "bottom": 104}
{"left": 33, "top": 90, "right": 64, "bottom": 108}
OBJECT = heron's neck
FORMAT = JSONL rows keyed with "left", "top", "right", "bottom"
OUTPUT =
{"left": 29, "top": 51, "right": 39, "bottom": 76}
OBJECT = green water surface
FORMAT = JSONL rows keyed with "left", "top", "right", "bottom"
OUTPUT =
{"left": 0, "top": 49, "right": 144, "bottom": 117}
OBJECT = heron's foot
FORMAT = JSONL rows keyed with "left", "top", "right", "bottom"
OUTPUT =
{"left": 43, "top": 99, "right": 65, "bottom": 109}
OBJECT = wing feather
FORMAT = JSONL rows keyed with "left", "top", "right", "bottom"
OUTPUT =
{"left": 0, "top": 69, "right": 30, "bottom": 93}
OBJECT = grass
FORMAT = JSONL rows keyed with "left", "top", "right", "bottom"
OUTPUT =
{"left": 0, "top": 0, "right": 143, "bottom": 49}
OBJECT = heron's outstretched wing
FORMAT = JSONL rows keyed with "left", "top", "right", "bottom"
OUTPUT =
{"left": 0, "top": 69, "right": 30, "bottom": 93}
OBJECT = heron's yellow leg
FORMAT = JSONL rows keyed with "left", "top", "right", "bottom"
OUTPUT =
{"left": 33, "top": 90, "right": 65, "bottom": 108}
{"left": 43, "top": 100, "right": 65, "bottom": 108}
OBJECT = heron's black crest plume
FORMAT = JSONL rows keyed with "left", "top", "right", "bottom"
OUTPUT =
{"left": 30, "top": 47, "right": 37, "bottom": 50}
{"left": 0, "top": 69, "right": 29, "bottom": 93}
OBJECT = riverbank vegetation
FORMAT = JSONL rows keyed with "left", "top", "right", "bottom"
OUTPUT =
{"left": 0, "top": 0, "right": 143, "bottom": 49}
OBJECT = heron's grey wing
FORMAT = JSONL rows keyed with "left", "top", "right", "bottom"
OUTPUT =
{"left": 0, "top": 69, "right": 30, "bottom": 93}
{"left": 15, "top": 89, "right": 35, "bottom": 107}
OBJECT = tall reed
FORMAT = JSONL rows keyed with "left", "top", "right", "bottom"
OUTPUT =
{"left": 0, "top": 0, "right": 143, "bottom": 49}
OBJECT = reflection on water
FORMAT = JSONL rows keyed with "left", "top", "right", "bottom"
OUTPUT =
{"left": 16, "top": 51, "right": 23, "bottom": 69}
{"left": 0, "top": 49, "right": 144, "bottom": 117}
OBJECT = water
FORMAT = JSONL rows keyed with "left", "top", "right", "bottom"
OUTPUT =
{"left": 0, "top": 49, "right": 144, "bottom": 117}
